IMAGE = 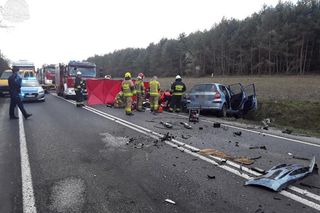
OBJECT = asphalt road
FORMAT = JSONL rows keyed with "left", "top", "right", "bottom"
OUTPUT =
{"left": 0, "top": 94, "right": 320, "bottom": 213}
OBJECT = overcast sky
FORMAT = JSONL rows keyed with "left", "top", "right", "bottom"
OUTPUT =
{"left": 0, "top": 0, "right": 298, "bottom": 67}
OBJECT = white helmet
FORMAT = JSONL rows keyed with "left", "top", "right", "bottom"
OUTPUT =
{"left": 77, "top": 71, "right": 82, "bottom": 75}
{"left": 176, "top": 75, "right": 181, "bottom": 80}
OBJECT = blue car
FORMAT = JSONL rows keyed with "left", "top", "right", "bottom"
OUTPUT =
{"left": 186, "top": 83, "right": 257, "bottom": 117}
{"left": 20, "top": 78, "right": 45, "bottom": 102}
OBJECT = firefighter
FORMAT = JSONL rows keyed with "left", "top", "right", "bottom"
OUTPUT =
{"left": 149, "top": 76, "right": 160, "bottom": 113}
{"left": 114, "top": 91, "right": 125, "bottom": 108}
{"left": 74, "top": 70, "right": 85, "bottom": 107}
{"left": 135, "top": 73, "right": 145, "bottom": 112}
{"left": 169, "top": 75, "right": 186, "bottom": 112}
{"left": 121, "top": 72, "right": 135, "bottom": 115}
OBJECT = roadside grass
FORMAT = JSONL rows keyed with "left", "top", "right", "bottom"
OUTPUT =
{"left": 244, "top": 100, "right": 320, "bottom": 137}
{"left": 156, "top": 75, "right": 320, "bottom": 136}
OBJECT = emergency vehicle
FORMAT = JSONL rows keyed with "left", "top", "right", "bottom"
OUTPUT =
{"left": 38, "top": 64, "right": 58, "bottom": 91}
{"left": 12, "top": 60, "right": 36, "bottom": 78}
{"left": 55, "top": 61, "right": 96, "bottom": 98}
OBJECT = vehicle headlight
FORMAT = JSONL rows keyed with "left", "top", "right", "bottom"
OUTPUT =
{"left": 38, "top": 89, "right": 44, "bottom": 94}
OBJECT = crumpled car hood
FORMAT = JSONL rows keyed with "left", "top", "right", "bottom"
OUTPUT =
{"left": 245, "top": 156, "right": 316, "bottom": 192}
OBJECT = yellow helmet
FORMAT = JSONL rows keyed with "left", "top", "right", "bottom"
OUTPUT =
{"left": 125, "top": 72, "right": 131, "bottom": 78}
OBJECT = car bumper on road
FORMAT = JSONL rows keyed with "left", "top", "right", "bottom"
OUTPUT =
{"left": 21, "top": 93, "right": 45, "bottom": 102}
{"left": 187, "top": 102, "right": 223, "bottom": 110}
{"left": 0, "top": 86, "right": 10, "bottom": 95}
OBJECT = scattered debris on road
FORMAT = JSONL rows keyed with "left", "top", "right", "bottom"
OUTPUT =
{"left": 106, "top": 104, "right": 113, "bottom": 108}
{"left": 213, "top": 122, "right": 221, "bottom": 128}
{"left": 249, "top": 146, "right": 267, "bottom": 150}
{"left": 160, "top": 121, "right": 173, "bottom": 129}
{"left": 160, "top": 132, "right": 175, "bottom": 141}
{"left": 235, "top": 142, "right": 239, "bottom": 147}
{"left": 250, "top": 156, "right": 262, "bottom": 160}
{"left": 288, "top": 152, "right": 293, "bottom": 156}
{"left": 165, "top": 199, "right": 176, "bottom": 205}
{"left": 245, "top": 156, "right": 316, "bottom": 191}
{"left": 134, "top": 143, "right": 144, "bottom": 149}
{"left": 233, "top": 131, "right": 242, "bottom": 136}
{"left": 292, "top": 156, "right": 310, "bottom": 161}
{"left": 199, "top": 148, "right": 255, "bottom": 165}
{"left": 180, "top": 122, "right": 192, "bottom": 129}
{"left": 181, "top": 134, "right": 192, "bottom": 140}
{"left": 207, "top": 174, "right": 216, "bottom": 179}
{"left": 189, "top": 109, "right": 200, "bottom": 123}
{"left": 262, "top": 118, "right": 271, "bottom": 130}
{"left": 282, "top": 128, "right": 293, "bottom": 134}
{"left": 250, "top": 167, "right": 266, "bottom": 174}
{"left": 199, "top": 127, "right": 203, "bottom": 130}
{"left": 222, "top": 126, "right": 229, "bottom": 131}
{"left": 273, "top": 197, "right": 281, "bottom": 201}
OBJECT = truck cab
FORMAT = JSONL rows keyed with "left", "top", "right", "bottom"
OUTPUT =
{"left": 55, "top": 61, "right": 96, "bottom": 98}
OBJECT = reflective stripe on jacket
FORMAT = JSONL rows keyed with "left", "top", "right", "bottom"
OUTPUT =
{"left": 149, "top": 80, "right": 160, "bottom": 96}
{"left": 135, "top": 79, "right": 145, "bottom": 95}
{"left": 171, "top": 80, "right": 186, "bottom": 96}
{"left": 122, "top": 80, "right": 134, "bottom": 97}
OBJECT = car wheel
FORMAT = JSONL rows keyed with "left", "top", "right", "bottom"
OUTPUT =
{"left": 218, "top": 104, "right": 227, "bottom": 117}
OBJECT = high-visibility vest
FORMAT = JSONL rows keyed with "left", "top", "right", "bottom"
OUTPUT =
{"left": 135, "top": 79, "right": 145, "bottom": 95}
{"left": 122, "top": 80, "right": 133, "bottom": 97}
{"left": 173, "top": 85, "right": 184, "bottom": 96}
{"left": 149, "top": 80, "right": 160, "bottom": 96}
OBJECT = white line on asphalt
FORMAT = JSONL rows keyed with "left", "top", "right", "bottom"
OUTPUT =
{"left": 162, "top": 111, "right": 320, "bottom": 148}
{"left": 53, "top": 94, "right": 320, "bottom": 211}
{"left": 19, "top": 110, "right": 37, "bottom": 213}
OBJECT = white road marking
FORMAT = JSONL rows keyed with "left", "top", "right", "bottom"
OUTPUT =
{"left": 19, "top": 110, "right": 37, "bottom": 213}
{"left": 53, "top": 94, "right": 320, "bottom": 211}
{"left": 162, "top": 111, "right": 320, "bottom": 148}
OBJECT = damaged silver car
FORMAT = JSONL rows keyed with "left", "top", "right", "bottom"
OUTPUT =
{"left": 245, "top": 156, "right": 317, "bottom": 191}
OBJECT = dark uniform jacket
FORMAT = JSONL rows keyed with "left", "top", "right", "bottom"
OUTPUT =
{"left": 74, "top": 76, "right": 84, "bottom": 91}
{"left": 8, "top": 73, "right": 22, "bottom": 97}
{"left": 171, "top": 79, "right": 186, "bottom": 96}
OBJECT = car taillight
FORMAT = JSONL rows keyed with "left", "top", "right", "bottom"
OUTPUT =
{"left": 214, "top": 92, "right": 221, "bottom": 99}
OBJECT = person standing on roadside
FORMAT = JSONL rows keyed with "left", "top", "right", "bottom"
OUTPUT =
{"left": 74, "top": 69, "right": 85, "bottom": 107}
{"left": 169, "top": 75, "right": 186, "bottom": 113}
{"left": 8, "top": 66, "right": 32, "bottom": 119}
{"left": 121, "top": 72, "right": 135, "bottom": 116}
{"left": 149, "top": 76, "right": 160, "bottom": 113}
{"left": 135, "top": 73, "right": 145, "bottom": 112}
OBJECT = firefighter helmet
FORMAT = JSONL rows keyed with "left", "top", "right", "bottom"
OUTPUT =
{"left": 77, "top": 71, "right": 82, "bottom": 75}
{"left": 138, "top": 72, "right": 144, "bottom": 79}
{"left": 125, "top": 72, "right": 131, "bottom": 78}
{"left": 176, "top": 75, "right": 181, "bottom": 80}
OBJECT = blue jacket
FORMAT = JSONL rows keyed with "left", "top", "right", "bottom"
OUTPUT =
{"left": 8, "top": 73, "right": 22, "bottom": 97}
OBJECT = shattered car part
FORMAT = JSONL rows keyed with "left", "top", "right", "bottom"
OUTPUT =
{"left": 282, "top": 128, "right": 293, "bottom": 134}
{"left": 160, "top": 121, "right": 173, "bottom": 129}
{"left": 180, "top": 122, "right": 192, "bottom": 129}
{"left": 165, "top": 199, "right": 176, "bottom": 205}
{"left": 245, "top": 156, "right": 316, "bottom": 192}
{"left": 181, "top": 134, "right": 192, "bottom": 140}
{"left": 250, "top": 167, "right": 266, "bottom": 174}
{"left": 160, "top": 132, "right": 174, "bottom": 141}
{"left": 249, "top": 146, "right": 267, "bottom": 150}
{"left": 233, "top": 131, "right": 242, "bottom": 136}
{"left": 199, "top": 148, "right": 255, "bottom": 165}
{"left": 213, "top": 122, "right": 221, "bottom": 128}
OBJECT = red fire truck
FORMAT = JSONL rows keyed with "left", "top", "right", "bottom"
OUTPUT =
{"left": 55, "top": 61, "right": 96, "bottom": 98}
{"left": 37, "top": 64, "right": 58, "bottom": 91}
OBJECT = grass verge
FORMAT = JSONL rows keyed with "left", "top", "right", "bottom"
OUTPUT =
{"left": 244, "top": 100, "right": 320, "bottom": 137}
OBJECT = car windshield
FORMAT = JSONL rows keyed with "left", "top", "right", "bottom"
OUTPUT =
{"left": 191, "top": 84, "right": 217, "bottom": 93}
{"left": 22, "top": 80, "right": 40, "bottom": 87}
{"left": 1, "top": 71, "right": 12, "bottom": 79}
{"left": 45, "top": 67, "right": 55, "bottom": 73}
{"left": 69, "top": 66, "right": 96, "bottom": 77}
